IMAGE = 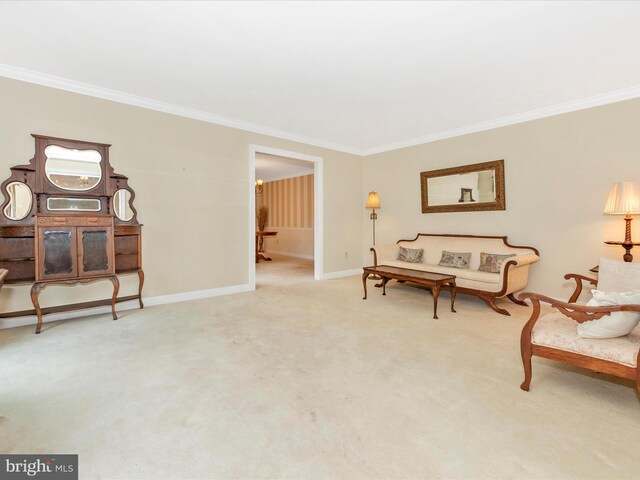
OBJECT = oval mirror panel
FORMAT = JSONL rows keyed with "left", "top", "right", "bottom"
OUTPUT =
{"left": 44, "top": 145, "right": 102, "bottom": 191}
{"left": 3, "top": 181, "right": 33, "bottom": 220}
{"left": 113, "top": 189, "right": 133, "bottom": 221}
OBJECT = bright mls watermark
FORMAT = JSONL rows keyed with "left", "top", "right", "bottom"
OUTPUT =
{"left": 0, "top": 455, "right": 77, "bottom": 480}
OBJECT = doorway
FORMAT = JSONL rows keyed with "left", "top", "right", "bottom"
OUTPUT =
{"left": 248, "top": 145, "right": 323, "bottom": 290}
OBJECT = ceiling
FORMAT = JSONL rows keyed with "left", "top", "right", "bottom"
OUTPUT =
{"left": 255, "top": 153, "right": 314, "bottom": 182}
{"left": 1, "top": 1, "right": 639, "bottom": 155}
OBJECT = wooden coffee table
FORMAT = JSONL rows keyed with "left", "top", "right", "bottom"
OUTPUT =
{"left": 362, "top": 265, "right": 456, "bottom": 319}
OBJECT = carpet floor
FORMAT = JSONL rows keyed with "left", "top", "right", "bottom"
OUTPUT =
{"left": 1, "top": 269, "right": 639, "bottom": 479}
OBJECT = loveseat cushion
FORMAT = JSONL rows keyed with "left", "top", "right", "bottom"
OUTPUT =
{"left": 478, "top": 252, "right": 516, "bottom": 273}
{"left": 380, "top": 261, "right": 500, "bottom": 284}
{"left": 439, "top": 250, "right": 471, "bottom": 269}
{"left": 398, "top": 246, "right": 424, "bottom": 263}
{"left": 532, "top": 312, "right": 640, "bottom": 367}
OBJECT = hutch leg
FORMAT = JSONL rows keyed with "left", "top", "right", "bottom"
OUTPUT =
{"left": 450, "top": 282, "right": 457, "bottom": 313}
{"left": 432, "top": 285, "right": 440, "bottom": 319}
{"left": 30, "top": 283, "right": 44, "bottom": 334}
{"left": 109, "top": 276, "right": 120, "bottom": 320}
{"left": 137, "top": 269, "right": 145, "bottom": 309}
{"left": 362, "top": 272, "right": 368, "bottom": 300}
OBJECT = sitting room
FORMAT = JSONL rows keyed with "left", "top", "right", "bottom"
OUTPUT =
{"left": 1, "top": 2, "right": 640, "bottom": 479}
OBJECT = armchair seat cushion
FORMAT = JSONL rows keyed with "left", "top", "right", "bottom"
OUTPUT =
{"left": 532, "top": 312, "right": 640, "bottom": 367}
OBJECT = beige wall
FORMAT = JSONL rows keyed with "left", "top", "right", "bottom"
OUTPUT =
{"left": 363, "top": 99, "right": 640, "bottom": 299}
{"left": 259, "top": 174, "right": 314, "bottom": 258}
{"left": 0, "top": 76, "right": 363, "bottom": 313}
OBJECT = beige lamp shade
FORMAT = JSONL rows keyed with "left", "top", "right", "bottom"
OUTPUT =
{"left": 366, "top": 191, "right": 380, "bottom": 209}
{"left": 604, "top": 182, "right": 640, "bottom": 215}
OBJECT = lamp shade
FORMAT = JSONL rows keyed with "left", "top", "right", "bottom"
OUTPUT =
{"left": 604, "top": 182, "right": 640, "bottom": 215}
{"left": 366, "top": 191, "right": 380, "bottom": 209}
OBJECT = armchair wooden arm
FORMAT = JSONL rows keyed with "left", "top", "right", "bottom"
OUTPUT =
{"left": 518, "top": 291, "right": 640, "bottom": 395}
{"left": 564, "top": 273, "right": 598, "bottom": 303}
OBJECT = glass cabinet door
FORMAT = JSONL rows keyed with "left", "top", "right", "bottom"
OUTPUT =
{"left": 78, "top": 226, "right": 114, "bottom": 277}
{"left": 38, "top": 227, "right": 78, "bottom": 280}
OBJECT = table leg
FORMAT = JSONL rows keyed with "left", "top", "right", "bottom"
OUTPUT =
{"left": 137, "top": 269, "right": 145, "bottom": 309}
{"left": 450, "top": 281, "right": 457, "bottom": 313}
{"left": 30, "top": 282, "right": 43, "bottom": 334}
{"left": 255, "top": 235, "right": 259, "bottom": 263}
{"left": 362, "top": 272, "right": 368, "bottom": 300}
{"left": 109, "top": 276, "right": 120, "bottom": 320}
{"left": 432, "top": 285, "right": 440, "bottom": 319}
{"left": 382, "top": 277, "right": 389, "bottom": 295}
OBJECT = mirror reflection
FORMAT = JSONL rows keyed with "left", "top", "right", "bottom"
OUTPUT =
{"left": 44, "top": 145, "right": 102, "bottom": 191}
{"left": 113, "top": 189, "right": 134, "bottom": 221}
{"left": 47, "top": 197, "right": 101, "bottom": 212}
{"left": 420, "top": 160, "right": 505, "bottom": 213}
{"left": 3, "top": 181, "right": 33, "bottom": 220}
{"left": 427, "top": 169, "right": 496, "bottom": 206}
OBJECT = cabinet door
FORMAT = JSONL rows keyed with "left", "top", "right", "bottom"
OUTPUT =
{"left": 38, "top": 227, "right": 78, "bottom": 280}
{"left": 78, "top": 226, "right": 114, "bottom": 277}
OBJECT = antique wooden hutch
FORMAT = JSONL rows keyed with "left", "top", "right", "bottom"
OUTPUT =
{"left": 0, "top": 135, "right": 143, "bottom": 333}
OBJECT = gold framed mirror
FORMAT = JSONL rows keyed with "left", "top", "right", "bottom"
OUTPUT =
{"left": 420, "top": 159, "right": 505, "bottom": 213}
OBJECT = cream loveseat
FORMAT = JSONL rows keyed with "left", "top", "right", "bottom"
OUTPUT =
{"left": 370, "top": 233, "right": 539, "bottom": 315}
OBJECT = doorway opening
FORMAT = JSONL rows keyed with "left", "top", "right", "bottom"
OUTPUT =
{"left": 248, "top": 145, "right": 323, "bottom": 290}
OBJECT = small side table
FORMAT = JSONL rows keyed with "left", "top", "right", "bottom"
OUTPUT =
{"left": 255, "top": 231, "right": 278, "bottom": 263}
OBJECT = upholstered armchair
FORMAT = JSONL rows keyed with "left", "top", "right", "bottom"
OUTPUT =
{"left": 518, "top": 258, "right": 640, "bottom": 395}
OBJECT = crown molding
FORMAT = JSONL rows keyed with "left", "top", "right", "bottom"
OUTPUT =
{"left": 361, "top": 84, "right": 640, "bottom": 155}
{"left": 0, "top": 63, "right": 362, "bottom": 156}
{"left": 2, "top": 63, "right": 640, "bottom": 157}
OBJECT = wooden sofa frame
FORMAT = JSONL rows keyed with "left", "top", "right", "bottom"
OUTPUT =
{"left": 370, "top": 233, "right": 539, "bottom": 316}
{"left": 519, "top": 273, "right": 640, "bottom": 395}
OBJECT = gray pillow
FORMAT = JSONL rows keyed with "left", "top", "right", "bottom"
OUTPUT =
{"left": 478, "top": 252, "right": 516, "bottom": 273}
{"left": 439, "top": 250, "right": 471, "bottom": 269}
{"left": 398, "top": 246, "right": 424, "bottom": 264}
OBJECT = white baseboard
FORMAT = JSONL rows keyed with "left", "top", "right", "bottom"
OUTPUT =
{"left": 323, "top": 268, "right": 362, "bottom": 280}
{"left": 265, "top": 250, "right": 314, "bottom": 260}
{"left": 0, "top": 283, "right": 252, "bottom": 331}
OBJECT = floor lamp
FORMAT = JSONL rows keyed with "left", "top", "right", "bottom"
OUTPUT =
{"left": 366, "top": 192, "right": 381, "bottom": 280}
{"left": 604, "top": 181, "right": 640, "bottom": 262}
{"left": 366, "top": 191, "right": 380, "bottom": 245}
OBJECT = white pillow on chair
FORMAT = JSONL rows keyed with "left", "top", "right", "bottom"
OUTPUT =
{"left": 597, "top": 257, "right": 640, "bottom": 292}
{"left": 576, "top": 290, "right": 640, "bottom": 339}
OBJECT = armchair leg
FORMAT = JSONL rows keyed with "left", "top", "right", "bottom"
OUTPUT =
{"left": 520, "top": 326, "right": 533, "bottom": 391}
{"left": 480, "top": 296, "right": 511, "bottom": 316}
{"left": 507, "top": 293, "right": 528, "bottom": 307}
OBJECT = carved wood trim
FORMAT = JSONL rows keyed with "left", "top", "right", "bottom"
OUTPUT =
{"left": 0, "top": 225, "right": 35, "bottom": 237}
{"left": 396, "top": 233, "right": 539, "bottom": 256}
{"left": 37, "top": 215, "right": 113, "bottom": 227}
{"left": 114, "top": 225, "right": 142, "bottom": 235}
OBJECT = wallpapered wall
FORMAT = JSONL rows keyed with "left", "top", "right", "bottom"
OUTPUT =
{"left": 258, "top": 174, "right": 314, "bottom": 258}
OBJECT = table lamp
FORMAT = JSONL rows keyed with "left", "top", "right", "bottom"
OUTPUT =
{"left": 366, "top": 191, "right": 380, "bottom": 246}
{"left": 604, "top": 181, "right": 640, "bottom": 262}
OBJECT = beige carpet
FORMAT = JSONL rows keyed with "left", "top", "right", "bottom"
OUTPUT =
{"left": 1, "top": 270, "right": 639, "bottom": 479}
